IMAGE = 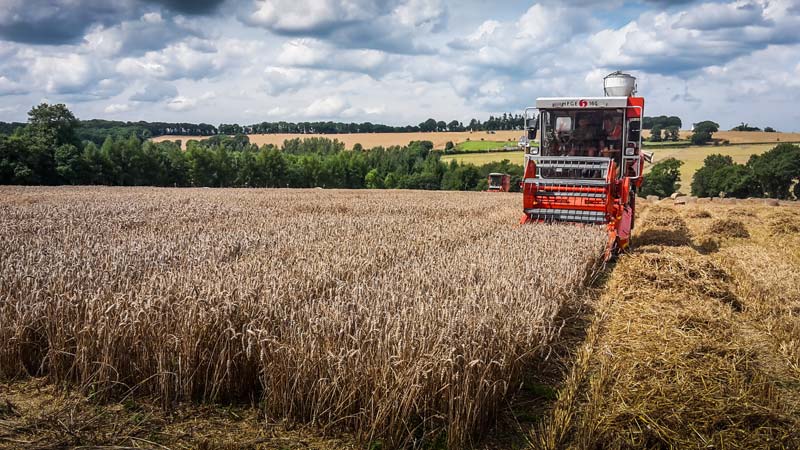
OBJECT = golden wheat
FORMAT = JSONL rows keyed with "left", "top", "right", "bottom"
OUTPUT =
{"left": 0, "top": 187, "right": 606, "bottom": 448}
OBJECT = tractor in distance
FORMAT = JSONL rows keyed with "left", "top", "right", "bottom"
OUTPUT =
{"left": 518, "top": 71, "right": 652, "bottom": 258}
{"left": 486, "top": 173, "right": 511, "bottom": 192}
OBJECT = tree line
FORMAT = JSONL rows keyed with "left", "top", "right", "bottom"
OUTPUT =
{"left": 639, "top": 143, "right": 800, "bottom": 200}
{"left": 0, "top": 112, "right": 531, "bottom": 149}
{"left": 216, "top": 113, "right": 527, "bottom": 135}
{"left": 731, "top": 122, "right": 776, "bottom": 132}
{"left": 0, "top": 103, "right": 522, "bottom": 191}
{"left": 691, "top": 144, "right": 800, "bottom": 199}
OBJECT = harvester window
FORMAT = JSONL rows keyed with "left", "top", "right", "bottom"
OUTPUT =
{"left": 628, "top": 119, "right": 641, "bottom": 143}
{"left": 555, "top": 117, "right": 572, "bottom": 132}
{"left": 540, "top": 109, "right": 626, "bottom": 169}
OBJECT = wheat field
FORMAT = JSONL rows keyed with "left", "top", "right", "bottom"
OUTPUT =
{"left": 0, "top": 187, "right": 606, "bottom": 448}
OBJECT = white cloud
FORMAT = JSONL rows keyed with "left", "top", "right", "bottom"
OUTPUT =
{"left": 31, "top": 53, "right": 96, "bottom": 94}
{"left": 166, "top": 96, "right": 197, "bottom": 111}
{"left": 246, "top": 0, "right": 386, "bottom": 33}
{"left": 1, "top": 0, "right": 800, "bottom": 132}
{"left": 104, "top": 103, "right": 131, "bottom": 113}
{"left": 276, "top": 39, "right": 390, "bottom": 74}
{"left": 116, "top": 39, "right": 232, "bottom": 80}
{"left": 304, "top": 96, "right": 349, "bottom": 117}
{"left": 0, "top": 76, "right": 26, "bottom": 96}
{"left": 675, "top": 1, "right": 766, "bottom": 30}
{"left": 242, "top": 0, "right": 445, "bottom": 54}
{"left": 83, "top": 11, "right": 204, "bottom": 58}
{"left": 166, "top": 91, "right": 216, "bottom": 111}
{"left": 261, "top": 66, "right": 346, "bottom": 95}
{"left": 391, "top": 0, "right": 446, "bottom": 30}
{"left": 130, "top": 81, "right": 179, "bottom": 102}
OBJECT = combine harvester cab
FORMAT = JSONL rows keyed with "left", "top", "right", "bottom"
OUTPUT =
{"left": 520, "top": 71, "right": 649, "bottom": 258}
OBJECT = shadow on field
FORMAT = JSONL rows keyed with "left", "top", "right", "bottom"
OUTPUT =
{"left": 481, "top": 267, "right": 615, "bottom": 450}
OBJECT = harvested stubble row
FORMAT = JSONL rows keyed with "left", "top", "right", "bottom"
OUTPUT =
{"left": 537, "top": 204, "right": 800, "bottom": 449}
{"left": 0, "top": 187, "right": 606, "bottom": 448}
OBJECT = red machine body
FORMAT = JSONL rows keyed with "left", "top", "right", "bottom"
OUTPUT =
{"left": 487, "top": 173, "right": 511, "bottom": 192}
{"left": 520, "top": 79, "right": 647, "bottom": 258}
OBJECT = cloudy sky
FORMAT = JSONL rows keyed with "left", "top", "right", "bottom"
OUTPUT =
{"left": 1, "top": 0, "right": 799, "bottom": 130}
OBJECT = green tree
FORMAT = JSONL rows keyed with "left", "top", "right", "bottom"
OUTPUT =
{"left": 690, "top": 131, "right": 712, "bottom": 145}
{"left": 692, "top": 154, "right": 734, "bottom": 197}
{"left": 748, "top": 143, "right": 800, "bottom": 199}
{"left": 80, "top": 141, "right": 113, "bottom": 185}
{"left": 690, "top": 154, "right": 762, "bottom": 198}
{"left": 8, "top": 103, "right": 82, "bottom": 184}
{"left": 0, "top": 134, "right": 38, "bottom": 184}
{"left": 690, "top": 120, "right": 719, "bottom": 145}
{"left": 54, "top": 144, "right": 83, "bottom": 183}
{"left": 694, "top": 121, "right": 719, "bottom": 134}
{"left": 665, "top": 126, "right": 680, "bottom": 141}
{"left": 640, "top": 158, "right": 683, "bottom": 198}
{"left": 383, "top": 172, "right": 400, "bottom": 189}
{"left": 419, "top": 118, "right": 437, "bottom": 132}
{"left": 649, "top": 126, "right": 662, "bottom": 142}
{"left": 692, "top": 122, "right": 719, "bottom": 144}
{"left": 731, "top": 122, "right": 760, "bottom": 132}
{"left": 365, "top": 168, "right": 382, "bottom": 189}
{"left": 26, "top": 103, "right": 80, "bottom": 148}
{"left": 440, "top": 163, "right": 481, "bottom": 190}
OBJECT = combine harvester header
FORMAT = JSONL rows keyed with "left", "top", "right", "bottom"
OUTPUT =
{"left": 519, "top": 71, "right": 651, "bottom": 258}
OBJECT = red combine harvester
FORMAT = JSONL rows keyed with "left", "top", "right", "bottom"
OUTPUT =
{"left": 486, "top": 173, "right": 511, "bottom": 192}
{"left": 519, "top": 71, "right": 652, "bottom": 258}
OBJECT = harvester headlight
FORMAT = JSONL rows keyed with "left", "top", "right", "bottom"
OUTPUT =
{"left": 624, "top": 146, "right": 635, "bottom": 156}
{"left": 530, "top": 146, "right": 540, "bottom": 155}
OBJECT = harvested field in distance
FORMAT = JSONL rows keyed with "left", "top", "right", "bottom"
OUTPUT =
{"left": 0, "top": 187, "right": 606, "bottom": 449}
{"left": 152, "top": 130, "right": 523, "bottom": 150}
{"left": 643, "top": 129, "right": 800, "bottom": 144}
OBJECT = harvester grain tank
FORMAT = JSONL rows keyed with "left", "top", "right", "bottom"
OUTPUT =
{"left": 519, "top": 71, "right": 649, "bottom": 257}
{"left": 486, "top": 173, "right": 511, "bottom": 192}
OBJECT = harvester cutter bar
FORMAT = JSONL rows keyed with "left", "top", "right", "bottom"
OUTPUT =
{"left": 523, "top": 208, "right": 607, "bottom": 224}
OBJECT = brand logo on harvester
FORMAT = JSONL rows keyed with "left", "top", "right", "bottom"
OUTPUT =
{"left": 549, "top": 99, "right": 603, "bottom": 108}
